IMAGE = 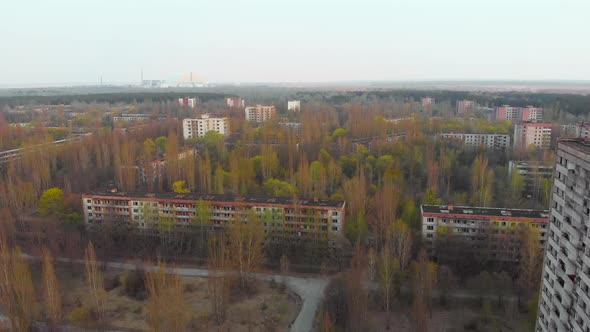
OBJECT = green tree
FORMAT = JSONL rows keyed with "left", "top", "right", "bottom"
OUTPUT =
{"left": 39, "top": 187, "right": 65, "bottom": 217}
{"left": 263, "top": 178, "right": 296, "bottom": 197}
{"left": 155, "top": 136, "right": 167, "bottom": 154}
{"left": 423, "top": 189, "right": 443, "bottom": 205}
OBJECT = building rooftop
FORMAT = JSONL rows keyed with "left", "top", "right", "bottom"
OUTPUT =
{"left": 84, "top": 190, "right": 345, "bottom": 209}
{"left": 421, "top": 204, "right": 549, "bottom": 220}
{"left": 558, "top": 138, "right": 590, "bottom": 154}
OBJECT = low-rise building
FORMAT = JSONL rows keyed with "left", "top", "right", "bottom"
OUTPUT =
{"left": 513, "top": 122, "right": 553, "bottom": 150}
{"left": 182, "top": 114, "right": 229, "bottom": 139}
{"left": 245, "top": 105, "right": 276, "bottom": 123}
{"left": 112, "top": 114, "right": 151, "bottom": 122}
{"left": 287, "top": 100, "right": 301, "bottom": 111}
{"left": 421, "top": 204, "right": 549, "bottom": 262}
{"left": 440, "top": 133, "right": 510, "bottom": 150}
{"left": 508, "top": 160, "right": 554, "bottom": 198}
{"left": 82, "top": 191, "right": 346, "bottom": 240}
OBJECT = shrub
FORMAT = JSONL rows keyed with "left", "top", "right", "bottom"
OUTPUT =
{"left": 120, "top": 268, "right": 147, "bottom": 300}
{"left": 67, "top": 306, "right": 96, "bottom": 328}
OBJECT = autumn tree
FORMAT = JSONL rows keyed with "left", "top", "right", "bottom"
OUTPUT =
{"left": 379, "top": 243, "right": 400, "bottom": 329}
{"left": 228, "top": 209, "right": 265, "bottom": 289}
{"left": 207, "top": 235, "right": 230, "bottom": 325}
{"left": 85, "top": 241, "right": 107, "bottom": 324}
{"left": 0, "top": 238, "right": 37, "bottom": 331}
{"left": 517, "top": 226, "right": 543, "bottom": 305}
{"left": 42, "top": 247, "right": 62, "bottom": 328}
{"left": 411, "top": 250, "right": 437, "bottom": 331}
{"left": 470, "top": 155, "right": 494, "bottom": 206}
{"left": 146, "top": 262, "right": 191, "bottom": 331}
{"left": 172, "top": 180, "right": 190, "bottom": 193}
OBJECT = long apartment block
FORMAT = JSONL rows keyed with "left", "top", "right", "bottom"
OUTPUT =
{"left": 537, "top": 139, "right": 590, "bottom": 332}
{"left": 421, "top": 204, "right": 548, "bottom": 262}
{"left": 82, "top": 191, "right": 346, "bottom": 240}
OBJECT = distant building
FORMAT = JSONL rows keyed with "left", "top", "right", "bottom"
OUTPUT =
{"left": 225, "top": 97, "right": 245, "bottom": 108}
{"left": 113, "top": 114, "right": 151, "bottom": 122}
{"left": 279, "top": 122, "right": 301, "bottom": 130}
{"left": 513, "top": 122, "right": 553, "bottom": 150}
{"left": 141, "top": 80, "right": 165, "bottom": 88}
{"left": 521, "top": 106, "right": 544, "bottom": 122}
{"left": 245, "top": 105, "right": 276, "bottom": 123}
{"left": 560, "top": 123, "right": 590, "bottom": 139}
{"left": 422, "top": 97, "right": 435, "bottom": 107}
{"left": 178, "top": 98, "right": 197, "bottom": 108}
{"left": 440, "top": 133, "right": 510, "bottom": 150}
{"left": 182, "top": 114, "right": 229, "bottom": 139}
{"left": 421, "top": 204, "right": 548, "bottom": 263}
{"left": 508, "top": 160, "right": 554, "bottom": 198}
{"left": 495, "top": 105, "right": 543, "bottom": 122}
{"left": 495, "top": 105, "right": 522, "bottom": 121}
{"left": 457, "top": 100, "right": 477, "bottom": 113}
{"left": 287, "top": 100, "right": 301, "bottom": 112}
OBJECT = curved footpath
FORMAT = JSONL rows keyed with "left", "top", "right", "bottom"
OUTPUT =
{"left": 24, "top": 256, "right": 329, "bottom": 332}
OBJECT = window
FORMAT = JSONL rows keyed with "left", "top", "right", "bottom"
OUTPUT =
{"left": 86, "top": 199, "right": 91, "bottom": 203}
{"left": 427, "top": 218, "right": 434, "bottom": 223}
{"left": 427, "top": 226, "right": 434, "bottom": 230}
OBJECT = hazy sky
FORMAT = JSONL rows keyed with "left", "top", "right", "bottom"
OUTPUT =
{"left": 1, "top": 0, "right": 589, "bottom": 86}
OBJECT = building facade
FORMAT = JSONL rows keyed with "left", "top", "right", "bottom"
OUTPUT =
{"left": 245, "top": 105, "right": 276, "bottom": 123}
{"left": 82, "top": 191, "right": 346, "bottom": 240}
{"left": 457, "top": 100, "right": 477, "bottom": 113}
{"left": 421, "top": 204, "right": 549, "bottom": 262}
{"left": 536, "top": 139, "right": 590, "bottom": 332}
{"left": 225, "top": 97, "right": 245, "bottom": 108}
{"left": 561, "top": 123, "right": 590, "bottom": 139}
{"left": 514, "top": 122, "right": 553, "bottom": 150}
{"left": 495, "top": 105, "right": 544, "bottom": 122}
{"left": 440, "top": 133, "right": 511, "bottom": 150}
{"left": 182, "top": 114, "right": 229, "bottom": 139}
{"left": 178, "top": 98, "right": 197, "bottom": 108}
{"left": 422, "top": 97, "right": 435, "bottom": 107}
{"left": 508, "top": 160, "right": 554, "bottom": 198}
{"left": 112, "top": 114, "right": 151, "bottom": 122}
{"left": 287, "top": 100, "right": 301, "bottom": 111}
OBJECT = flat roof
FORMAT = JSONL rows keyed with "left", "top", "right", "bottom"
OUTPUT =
{"left": 558, "top": 138, "right": 590, "bottom": 155}
{"left": 421, "top": 204, "right": 549, "bottom": 220}
{"left": 84, "top": 191, "right": 345, "bottom": 209}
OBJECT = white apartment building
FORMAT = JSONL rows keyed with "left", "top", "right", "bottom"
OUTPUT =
{"left": 225, "top": 97, "right": 245, "bottom": 108}
{"left": 287, "top": 100, "right": 301, "bottom": 111}
{"left": 178, "top": 98, "right": 197, "bottom": 108}
{"left": 245, "top": 105, "right": 276, "bottom": 123}
{"left": 182, "top": 114, "right": 229, "bottom": 139}
{"left": 440, "top": 133, "right": 511, "bottom": 150}
{"left": 536, "top": 139, "right": 590, "bottom": 332}
{"left": 514, "top": 122, "right": 553, "bottom": 150}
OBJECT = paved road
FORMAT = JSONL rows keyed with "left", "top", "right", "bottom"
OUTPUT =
{"left": 47, "top": 257, "right": 327, "bottom": 332}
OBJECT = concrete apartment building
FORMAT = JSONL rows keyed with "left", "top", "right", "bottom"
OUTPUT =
{"left": 508, "top": 160, "right": 554, "bottom": 198}
{"left": 440, "top": 133, "right": 511, "bottom": 150}
{"left": 496, "top": 105, "right": 544, "bottom": 122}
{"left": 112, "top": 114, "right": 151, "bottom": 122}
{"left": 225, "top": 97, "right": 245, "bottom": 108}
{"left": 287, "top": 100, "right": 301, "bottom": 111}
{"left": 422, "top": 97, "right": 435, "bottom": 107}
{"left": 82, "top": 191, "right": 346, "bottom": 240}
{"left": 421, "top": 204, "right": 549, "bottom": 262}
{"left": 536, "top": 138, "right": 590, "bottom": 332}
{"left": 561, "top": 123, "right": 590, "bottom": 139}
{"left": 456, "top": 100, "right": 477, "bottom": 113}
{"left": 245, "top": 105, "right": 276, "bottom": 123}
{"left": 182, "top": 114, "right": 229, "bottom": 140}
{"left": 514, "top": 122, "right": 553, "bottom": 150}
{"left": 178, "top": 97, "right": 197, "bottom": 108}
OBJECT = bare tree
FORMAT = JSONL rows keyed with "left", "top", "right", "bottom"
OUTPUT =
{"left": 228, "top": 209, "right": 265, "bottom": 289}
{"left": 379, "top": 244, "right": 400, "bottom": 330}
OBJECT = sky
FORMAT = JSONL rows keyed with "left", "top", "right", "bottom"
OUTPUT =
{"left": 1, "top": 0, "right": 589, "bottom": 86}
